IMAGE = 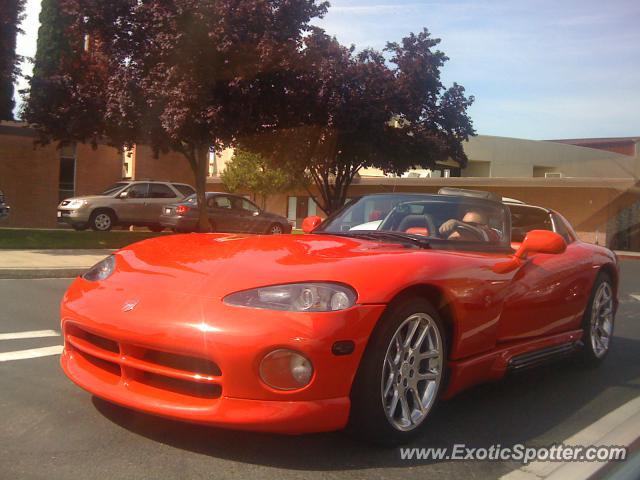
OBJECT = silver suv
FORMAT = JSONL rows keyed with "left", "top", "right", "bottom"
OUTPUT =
{"left": 57, "top": 181, "right": 195, "bottom": 231}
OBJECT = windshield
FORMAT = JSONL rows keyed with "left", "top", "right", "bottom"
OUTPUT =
{"left": 100, "top": 182, "right": 129, "bottom": 196}
{"left": 184, "top": 193, "right": 216, "bottom": 204}
{"left": 316, "top": 194, "right": 510, "bottom": 247}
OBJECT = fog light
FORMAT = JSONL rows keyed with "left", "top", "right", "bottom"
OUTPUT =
{"left": 259, "top": 349, "right": 313, "bottom": 390}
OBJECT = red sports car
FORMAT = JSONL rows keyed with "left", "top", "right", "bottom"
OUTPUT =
{"left": 60, "top": 189, "right": 618, "bottom": 445}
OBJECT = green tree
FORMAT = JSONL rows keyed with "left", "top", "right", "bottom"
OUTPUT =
{"left": 32, "top": 0, "right": 75, "bottom": 80}
{"left": 22, "top": 0, "right": 81, "bottom": 130}
{"left": 245, "top": 29, "right": 475, "bottom": 214}
{"left": 221, "top": 150, "right": 301, "bottom": 209}
{"left": 0, "top": 0, "right": 25, "bottom": 120}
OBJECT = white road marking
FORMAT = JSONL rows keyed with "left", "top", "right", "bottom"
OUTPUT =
{"left": 0, "top": 345, "right": 64, "bottom": 362}
{"left": 0, "top": 330, "right": 60, "bottom": 340}
{"left": 630, "top": 294, "right": 640, "bottom": 302}
{"left": 501, "top": 396, "right": 640, "bottom": 479}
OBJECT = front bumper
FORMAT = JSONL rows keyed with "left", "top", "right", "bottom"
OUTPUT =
{"left": 61, "top": 349, "right": 349, "bottom": 433}
{"left": 57, "top": 208, "right": 90, "bottom": 224}
{"left": 60, "top": 278, "right": 385, "bottom": 434}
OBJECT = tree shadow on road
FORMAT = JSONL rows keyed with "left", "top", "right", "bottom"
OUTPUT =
{"left": 92, "top": 336, "right": 640, "bottom": 471}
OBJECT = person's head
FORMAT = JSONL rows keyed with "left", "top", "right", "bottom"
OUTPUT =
{"left": 462, "top": 209, "right": 488, "bottom": 225}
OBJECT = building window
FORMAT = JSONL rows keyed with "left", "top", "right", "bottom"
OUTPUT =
{"left": 533, "top": 166, "right": 559, "bottom": 177}
{"left": 208, "top": 148, "right": 217, "bottom": 177}
{"left": 59, "top": 143, "right": 76, "bottom": 203}
{"left": 287, "top": 196, "right": 318, "bottom": 228}
{"left": 122, "top": 147, "right": 134, "bottom": 179}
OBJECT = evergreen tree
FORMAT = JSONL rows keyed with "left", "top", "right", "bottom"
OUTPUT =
{"left": 0, "top": 0, "right": 26, "bottom": 120}
{"left": 31, "top": 0, "right": 75, "bottom": 79}
{"left": 23, "top": 0, "right": 79, "bottom": 125}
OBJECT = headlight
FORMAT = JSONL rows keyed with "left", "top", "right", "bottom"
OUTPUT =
{"left": 83, "top": 255, "right": 116, "bottom": 282}
{"left": 223, "top": 282, "right": 357, "bottom": 312}
{"left": 66, "top": 199, "right": 87, "bottom": 209}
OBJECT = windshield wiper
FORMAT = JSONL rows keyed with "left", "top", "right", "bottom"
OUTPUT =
{"left": 332, "top": 231, "right": 431, "bottom": 249}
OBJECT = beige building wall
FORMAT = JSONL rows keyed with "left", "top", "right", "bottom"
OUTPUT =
{"left": 361, "top": 135, "right": 639, "bottom": 179}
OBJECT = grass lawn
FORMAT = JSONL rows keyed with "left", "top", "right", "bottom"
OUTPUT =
{"left": 0, "top": 228, "right": 305, "bottom": 249}
{"left": 0, "top": 228, "right": 170, "bottom": 250}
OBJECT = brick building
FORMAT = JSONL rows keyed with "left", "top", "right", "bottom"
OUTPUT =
{"left": 1, "top": 120, "right": 639, "bottom": 249}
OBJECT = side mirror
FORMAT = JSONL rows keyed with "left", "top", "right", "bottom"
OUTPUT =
{"left": 515, "top": 230, "right": 567, "bottom": 259}
{"left": 118, "top": 191, "right": 129, "bottom": 199}
{"left": 302, "top": 215, "right": 323, "bottom": 233}
{"left": 494, "top": 230, "right": 566, "bottom": 274}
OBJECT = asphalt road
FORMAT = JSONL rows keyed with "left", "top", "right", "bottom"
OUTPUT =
{"left": 1, "top": 261, "right": 639, "bottom": 480}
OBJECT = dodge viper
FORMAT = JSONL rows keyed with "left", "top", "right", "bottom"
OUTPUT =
{"left": 60, "top": 188, "right": 618, "bottom": 445}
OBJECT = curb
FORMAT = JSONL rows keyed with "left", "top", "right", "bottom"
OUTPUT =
{"left": 614, "top": 251, "right": 640, "bottom": 261}
{"left": 501, "top": 396, "right": 640, "bottom": 480}
{"left": 616, "top": 255, "right": 640, "bottom": 261}
{"left": 0, "top": 268, "right": 85, "bottom": 279}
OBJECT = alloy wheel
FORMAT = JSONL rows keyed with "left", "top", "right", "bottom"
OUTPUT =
{"left": 94, "top": 213, "right": 112, "bottom": 231}
{"left": 381, "top": 313, "right": 443, "bottom": 431}
{"left": 270, "top": 224, "right": 283, "bottom": 235}
{"left": 590, "top": 282, "right": 613, "bottom": 358}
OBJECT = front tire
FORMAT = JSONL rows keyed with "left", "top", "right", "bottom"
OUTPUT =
{"left": 89, "top": 210, "right": 115, "bottom": 232}
{"left": 577, "top": 272, "right": 614, "bottom": 367}
{"left": 348, "top": 297, "right": 447, "bottom": 446}
{"left": 71, "top": 223, "right": 88, "bottom": 231}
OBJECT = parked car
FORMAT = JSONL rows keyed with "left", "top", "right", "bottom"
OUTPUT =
{"left": 60, "top": 189, "right": 617, "bottom": 445}
{"left": 0, "top": 190, "right": 9, "bottom": 220}
{"left": 160, "top": 192, "right": 293, "bottom": 234}
{"left": 57, "top": 180, "right": 195, "bottom": 232}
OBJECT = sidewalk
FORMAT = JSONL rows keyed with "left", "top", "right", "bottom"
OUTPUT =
{"left": 0, "top": 249, "right": 112, "bottom": 279}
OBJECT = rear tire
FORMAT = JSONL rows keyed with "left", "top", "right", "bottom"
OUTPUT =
{"left": 89, "top": 210, "right": 115, "bottom": 232}
{"left": 268, "top": 223, "right": 284, "bottom": 235}
{"left": 576, "top": 272, "right": 614, "bottom": 368}
{"left": 348, "top": 297, "right": 447, "bottom": 446}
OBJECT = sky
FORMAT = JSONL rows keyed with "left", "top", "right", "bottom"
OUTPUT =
{"left": 14, "top": 0, "right": 640, "bottom": 140}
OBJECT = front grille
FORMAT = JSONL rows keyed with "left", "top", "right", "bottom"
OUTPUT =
{"left": 65, "top": 323, "right": 223, "bottom": 401}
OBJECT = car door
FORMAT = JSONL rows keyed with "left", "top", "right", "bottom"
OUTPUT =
{"left": 497, "top": 207, "right": 589, "bottom": 342}
{"left": 146, "top": 183, "right": 179, "bottom": 223}
{"left": 236, "top": 198, "right": 263, "bottom": 232}
{"left": 117, "top": 183, "right": 150, "bottom": 223}
{"left": 209, "top": 195, "right": 237, "bottom": 232}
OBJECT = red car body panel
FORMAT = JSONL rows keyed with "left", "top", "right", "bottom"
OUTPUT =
{"left": 60, "top": 232, "right": 618, "bottom": 433}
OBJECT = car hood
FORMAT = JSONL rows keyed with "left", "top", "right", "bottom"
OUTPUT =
{"left": 61, "top": 195, "right": 111, "bottom": 203}
{"left": 111, "top": 233, "right": 426, "bottom": 302}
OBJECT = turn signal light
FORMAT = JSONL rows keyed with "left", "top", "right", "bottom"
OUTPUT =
{"left": 176, "top": 205, "right": 190, "bottom": 215}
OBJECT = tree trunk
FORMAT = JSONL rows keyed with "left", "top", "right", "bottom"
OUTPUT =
{"left": 310, "top": 164, "right": 362, "bottom": 215}
{"left": 194, "top": 145, "right": 210, "bottom": 232}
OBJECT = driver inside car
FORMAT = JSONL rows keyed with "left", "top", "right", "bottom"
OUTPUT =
{"left": 439, "top": 209, "right": 499, "bottom": 242}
